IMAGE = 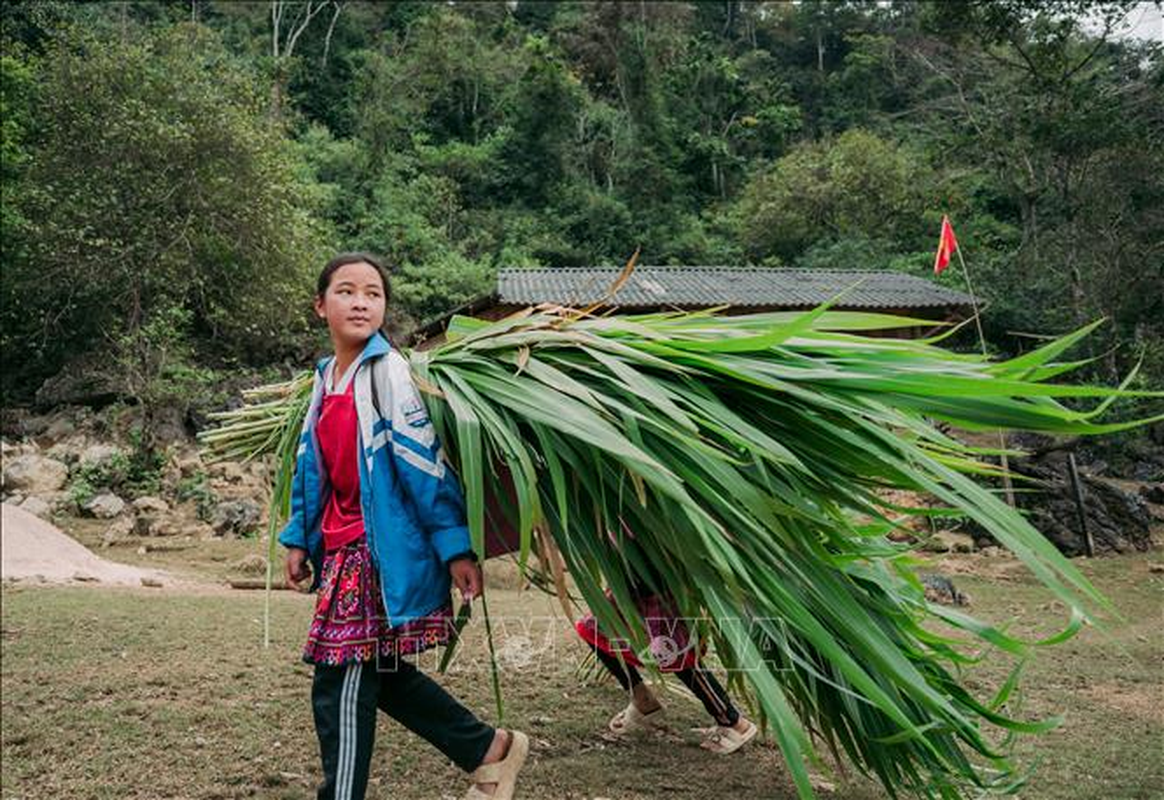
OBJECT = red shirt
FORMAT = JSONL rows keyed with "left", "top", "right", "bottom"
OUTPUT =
{"left": 317, "top": 379, "right": 366, "bottom": 552}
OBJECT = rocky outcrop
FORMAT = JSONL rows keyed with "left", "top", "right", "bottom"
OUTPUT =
{"left": 967, "top": 434, "right": 1155, "bottom": 556}
{"left": 2, "top": 454, "right": 69, "bottom": 494}
{"left": 82, "top": 492, "right": 126, "bottom": 519}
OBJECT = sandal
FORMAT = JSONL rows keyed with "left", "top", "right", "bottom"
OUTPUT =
{"left": 462, "top": 730, "right": 529, "bottom": 800}
{"left": 608, "top": 701, "right": 665, "bottom": 735}
{"left": 699, "top": 718, "right": 758, "bottom": 755}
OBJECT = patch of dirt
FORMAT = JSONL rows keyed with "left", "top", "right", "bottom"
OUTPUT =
{"left": 1080, "top": 682, "right": 1164, "bottom": 725}
{"left": 924, "top": 551, "right": 1034, "bottom": 583}
{"left": 0, "top": 503, "right": 187, "bottom": 589}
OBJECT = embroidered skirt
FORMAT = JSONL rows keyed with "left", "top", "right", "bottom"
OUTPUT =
{"left": 575, "top": 592, "right": 703, "bottom": 672}
{"left": 302, "top": 539, "right": 453, "bottom": 666}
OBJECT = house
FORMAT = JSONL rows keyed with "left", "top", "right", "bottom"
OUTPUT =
{"left": 411, "top": 266, "right": 975, "bottom": 344}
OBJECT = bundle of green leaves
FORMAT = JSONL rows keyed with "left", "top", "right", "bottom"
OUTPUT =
{"left": 203, "top": 306, "right": 1161, "bottom": 799}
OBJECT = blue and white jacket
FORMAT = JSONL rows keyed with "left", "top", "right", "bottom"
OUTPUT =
{"left": 277, "top": 332, "right": 471, "bottom": 624}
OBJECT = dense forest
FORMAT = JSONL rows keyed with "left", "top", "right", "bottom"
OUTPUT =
{"left": 1, "top": 1, "right": 1161, "bottom": 426}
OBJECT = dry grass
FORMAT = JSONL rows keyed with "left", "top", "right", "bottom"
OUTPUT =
{"left": 2, "top": 529, "right": 1162, "bottom": 799}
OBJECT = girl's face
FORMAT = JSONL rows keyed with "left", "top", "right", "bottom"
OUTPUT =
{"left": 314, "top": 261, "right": 387, "bottom": 347}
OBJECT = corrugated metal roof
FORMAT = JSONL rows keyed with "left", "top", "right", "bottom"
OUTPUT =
{"left": 497, "top": 267, "right": 973, "bottom": 310}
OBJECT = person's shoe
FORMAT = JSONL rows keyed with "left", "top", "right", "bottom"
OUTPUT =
{"left": 608, "top": 701, "right": 665, "bottom": 735}
{"left": 699, "top": 718, "right": 757, "bottom": 755}
{"left": 462, "top": 730, "right": 530, "bottom": 800}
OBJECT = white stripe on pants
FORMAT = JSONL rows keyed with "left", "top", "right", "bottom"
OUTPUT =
{"left": 336, "top": 661, "right": 362, "bottom": 800}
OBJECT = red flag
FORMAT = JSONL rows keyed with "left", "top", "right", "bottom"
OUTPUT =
{"left": 933, "top": 215, "right": 958, "bottom": 275}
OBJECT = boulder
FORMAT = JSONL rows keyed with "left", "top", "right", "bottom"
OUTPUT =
{"left": 131, "top": 496, "right": 170, "bottom": 536}
{"left": 919, "top": 530, "right": 975, "bottom": 554}
{"left": 965, "top": 438, "right": 1155, "bottom": 557}
{"left": 175, "top": 452, "right": 205, "bottom": 478}
{"left": 146, "top": 518, "right": 182, "bottom": 537}
{"left": 102, "top": 515, "right": 136, "bottom": 547}
{"left": 920, "top": 573, "right": 970, "bottom": 606}
{"left": 150, "top": 404, "right": 189, "bottom": 445}
{"left": 212, "top": 499, "right": 263, "bottom": 538}
{"left": 82, "top": 493, "right": 126, "bottom": 519}
{"left": 43, "top": 491, "right": 75, "bottom": 515}
{"left": 2, "top": 454, "right": 69, "bottom": 494}
{"left": 34, "top": 358, "right": 123, "bottom": 408}
{"left": 42, "top": 416, "right": 77, "bottom": 442}
{"left": 132, "top": 495, "right": 170, "bottom": 514}
{"left": 79, "top": 443, "right": 127, "bottom": 471}
{"left": 18, "top": 496, "right": 52, "bottom": 519}
{"left": 46, "top": 436, "right": 95, "bottom": 466}
{"left": 208, "top": 461, "right": 247, "bottom": 484}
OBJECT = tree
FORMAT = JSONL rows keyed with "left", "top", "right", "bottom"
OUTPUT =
{"left": 733, "top": 129, "right": 930, "bottom": 263}
{"left": 2, "top": 25, "right": 330, "bottom": 409}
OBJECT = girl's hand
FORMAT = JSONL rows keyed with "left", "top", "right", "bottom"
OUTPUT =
{"left": 285, "top": 547, "right": 312, "bottom": 592}
{"left": 449, "top": 557, "right": 483, "bottom": 601}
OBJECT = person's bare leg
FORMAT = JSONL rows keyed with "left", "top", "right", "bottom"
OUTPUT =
{"left": 631, "top": 681, "right": 662, "bottom": 715}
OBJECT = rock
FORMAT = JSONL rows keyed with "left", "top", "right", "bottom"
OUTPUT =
{"left": 208, "top": 461, "right": 247, "bottom": 484}
{"left": 965, "top": 445, "right": 1155, "bottom": 556}
{"left": 1139, "top": 483, "right": 1164, "bottom": 505}
{"left": 180, "top": 521, "right": 216, "bottom": 539}
{"left": 920, "top": 530, "right": 975, "bottom": 554}
{"left": 132, "top": 496, "right": 170, "bottom": 535}
{"left": 45, "top": 436, "right": 92, "bottom": 465}
{"left": 82, "top": 493, "right": 126, "bottom": 519}
{"left": 212, "top": 499, "right": 262, "bottom": 538}
{"left": 18, "top": 496, "right": 52, "bottom": 519}
{"left": 140, "top": 577, "right": 163, "bottom": 588}
{"left": 233, "top": 554, "right": 268, "bottom": 576}
{"left": 2, "top": 454, "right": 69, "bottom": 493}
{"left": 175, "top": 453, "right": 204, "bottom": 477}
{"left": 44, "top": 491, "right": 75, "bottom": 515}
{"left": 34, "top": 357, "right": 123, "bottom": 408}
{"left": 979, "top": 546, "right": 1003, "bottom": 557}
{"left": 43, "top": 416, "right": 76, "bottom": 442}
{"left": 102, "top": 515, "right": 136, "bottom": 547}
{"left": 920, "top": 573, "right": 970, "bottom": 606}
{"left": 2, "top": 410, "right": 52, "bottom": 438}
{"left": 79, "top": 443, "right": 126, "bottom": 471}
{"left": 132, "top": 495, "right": 170, "bottom": 514}
{"left": 1147, "top": 563, "right": 1164, "bottom": 574}
{"left": 151, "top": 404, "right": 189, "bottom": 444}
{"left": 146, "top": 518, "right": 182, "bottom": 537}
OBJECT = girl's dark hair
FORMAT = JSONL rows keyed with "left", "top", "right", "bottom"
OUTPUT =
{"left": 316, "top": 252, "right": 391, "bottom": 301}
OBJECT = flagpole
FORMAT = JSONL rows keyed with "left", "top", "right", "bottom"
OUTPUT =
{"left": 953, "top": 245, "right": 1017, "bottom": 508}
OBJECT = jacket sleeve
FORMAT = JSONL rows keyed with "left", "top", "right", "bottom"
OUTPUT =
{"left": 383, "top": 353, "right": 473, "bottom": 563}
{"left": 277, "top": 370, "right": 321, "bottom": 552}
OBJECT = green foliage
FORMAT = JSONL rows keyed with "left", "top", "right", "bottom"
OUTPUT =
{"left": 734, "top": 129, "right": 931, "bottom": 263}
{"left": 203, "top": 307, "right": 1163, "bottom": 798}
{"left": 1, "top": 0, "right": 1160, "bottom": 423}
{"left": 175, "top": 470, "right": 217, "bottom": 522}
{"left": 68, "top": 429, "right": 164, "bottom": 506}
{"left": 1, "top": 23, "right": 331, "bottom": 404}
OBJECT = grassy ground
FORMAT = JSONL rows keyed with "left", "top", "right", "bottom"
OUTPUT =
{"left": 2, "top": 529, "right": 1162, "bottom": 799}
